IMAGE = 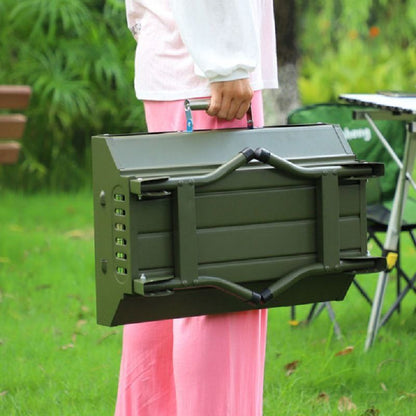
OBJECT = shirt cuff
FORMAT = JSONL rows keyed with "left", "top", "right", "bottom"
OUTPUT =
{"left": 208, "top": 68, "right": 251, "bottom": 84}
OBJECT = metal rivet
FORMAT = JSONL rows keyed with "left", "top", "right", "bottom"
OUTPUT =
{"left": 101, "top": 259, "right": 108, "bottom": 274}
{"left": 99, "top": 190, "right": 106, "bottom": 206}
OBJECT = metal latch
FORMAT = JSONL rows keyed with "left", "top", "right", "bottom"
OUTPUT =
{"left": 130, "top": 176, "right": 171, "bottom": 199}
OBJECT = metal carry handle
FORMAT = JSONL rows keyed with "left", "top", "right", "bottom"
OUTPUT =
{"left": 185, "top": 98, "right": 211, "bottom": 111}
{"left": 184, "top": 98, "right": 253, "bottom": 132}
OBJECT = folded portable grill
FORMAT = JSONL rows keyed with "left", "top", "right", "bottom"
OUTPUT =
{"left": 92, "top": 117, "right": 385, "bottom": 326}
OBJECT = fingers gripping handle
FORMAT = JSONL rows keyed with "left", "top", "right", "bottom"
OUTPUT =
{"left": 184, "top": 99, "right": 253, "bottom": 132}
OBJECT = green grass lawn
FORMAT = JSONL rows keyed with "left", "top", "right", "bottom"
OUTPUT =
{"left": 1, "top": 191, "right": 415, "bottom": 415}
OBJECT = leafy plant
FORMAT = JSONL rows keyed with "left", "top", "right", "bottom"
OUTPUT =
{"left": 0, "top": 0, "right": 145, "bottom": 191}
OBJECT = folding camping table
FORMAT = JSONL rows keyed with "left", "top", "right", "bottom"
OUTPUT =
{"left": 93, "top": 118, "right": 387, "bottom": 327}
{"left": 340, "top": 93, "right": 416, "bottom": 350}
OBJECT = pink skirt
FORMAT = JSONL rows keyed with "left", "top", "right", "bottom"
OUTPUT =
{"left": 115, "top": 92, "right": 268, "bottom": 416}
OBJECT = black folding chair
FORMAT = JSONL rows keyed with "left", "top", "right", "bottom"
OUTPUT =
{"left": 287, "top": 103, "right": 415, "bottom": 335}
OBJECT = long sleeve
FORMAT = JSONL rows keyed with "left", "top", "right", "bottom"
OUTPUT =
{"left": 170, "top": 0, "right": 259, "bottom": 83}
{"left": 123, "top": 0, "right": 276, "bottom": 100}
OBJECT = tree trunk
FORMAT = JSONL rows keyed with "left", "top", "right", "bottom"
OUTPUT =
{"left": 263, "top": 0, "right": 301, "bottom": 125}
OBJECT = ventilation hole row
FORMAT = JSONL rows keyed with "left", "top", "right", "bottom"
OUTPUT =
{"left": 114, "top": 193, "right": 127, "bottom": 276}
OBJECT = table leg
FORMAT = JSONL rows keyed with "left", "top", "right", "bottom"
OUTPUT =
{"left": 365, "top": 123, "right": 416, "bottom": 350}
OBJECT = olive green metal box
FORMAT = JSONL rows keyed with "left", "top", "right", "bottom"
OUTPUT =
{"left": 92, "top": 125, "right": 385, "bottom": 326}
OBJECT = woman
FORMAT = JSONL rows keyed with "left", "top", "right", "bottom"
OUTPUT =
{"left": 115, "top": 1, "right": 278, "bottom": 415}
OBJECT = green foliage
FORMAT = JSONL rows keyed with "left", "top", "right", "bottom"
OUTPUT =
{"left": 0, "top": 0, "right": 146, "bottom": 191}
{"left": 296, "top": 0, "right": 416, "bottom": 104}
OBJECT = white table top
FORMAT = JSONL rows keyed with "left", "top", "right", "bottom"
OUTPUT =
{"left": 339, "top": 93, "right": 416, "bottom": 114}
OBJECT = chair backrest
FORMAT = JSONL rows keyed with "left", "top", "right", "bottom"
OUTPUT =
{"left": 287, "top": 103, "right": 406, "bottom": 203}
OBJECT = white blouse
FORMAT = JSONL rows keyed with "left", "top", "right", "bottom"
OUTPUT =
{"left": 125, "top": 0, "right": 278, "bottom": 101}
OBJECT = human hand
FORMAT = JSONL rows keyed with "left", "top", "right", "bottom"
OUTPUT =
{"left": 207, "top": 79, "right": 253, "bottom": 121}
